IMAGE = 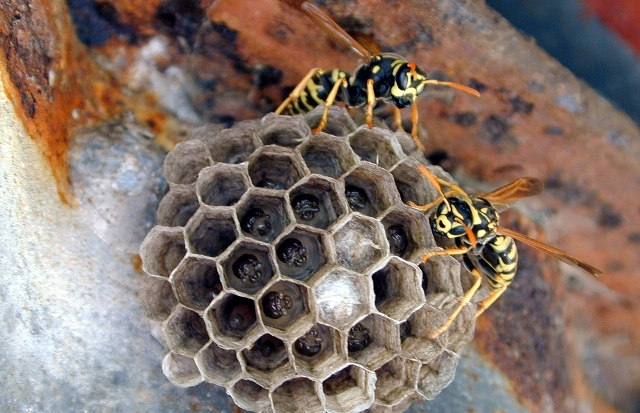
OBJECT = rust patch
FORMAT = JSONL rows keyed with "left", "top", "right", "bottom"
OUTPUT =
{"left": 67, "top": 0, "right": 137, "bottom": 46}
{"left": 99, "top": 0, "right": 164, "bottom": 31}
{"left": 479, "top": 114, "right": 519, "bottom": 151}
{"left": 543, "top": 171, "right": 597, "bottom": 207}
{"left": 154, "top": 0, "right": 206, "bottom": 46}
{"left": 265, "top": 20, "right": 295, "bottom": 44}
{"left": 543, "top": 125, "right": 564, "bottom": 136}
{"left": 627, "top": 232, "right": 640, "bottom": 244}
{"left": 475, "top": 213, "right": 572, "bottom": 413}
{"left": 449, "top": 111, "right": 478, "bottom": 126}
{"left": 467, "top": 78, "right": 487, "bottom": 93}
{"left": 0, "top": 0, "right": 124, "bottom": 203}
{"left": 130, "top": 253, "right": 143, "bottom": 274}
{"left": 597, "top": 203, "right": 623, "bottom": 228}
{"left": 508, "top": 95, "right": 534, "bottom": 114}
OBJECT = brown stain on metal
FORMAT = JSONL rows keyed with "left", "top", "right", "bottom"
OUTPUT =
{"left": 99, "top": 0, "right": 164, "bottom": 32}
{"left": 130, "top": 254, "right": 143, "bottom": 274}
{"left": 0, "top": 0, "right": 125, "bottom": 203}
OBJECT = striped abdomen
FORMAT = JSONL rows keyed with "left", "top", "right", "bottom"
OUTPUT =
{"left": 283, "top": 69, "right": 351, "bottom": 115}
{"left": 473, "top": 234, "right": 518, "bottom": 291}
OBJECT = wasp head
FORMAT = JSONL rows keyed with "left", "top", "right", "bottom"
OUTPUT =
{"left": 431, "top": 197, "right": 473, "bottom": 239}
{"left": 391, "top": 62, "right": 428, "bottom": 108}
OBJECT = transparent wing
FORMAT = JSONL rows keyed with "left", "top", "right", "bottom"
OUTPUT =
{"left": 480, "top": 177, "right": 544, "bottom": 211}
{"left": 497, "top": 226, "right": 604, "bottom": 277}
{"left": 279, "top": 0, "right": 373, "bottom": 58}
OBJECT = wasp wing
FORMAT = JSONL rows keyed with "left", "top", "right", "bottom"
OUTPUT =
{"left": 279, "top": 0, "right": 373, "bottom": 58}
{"left": 352, "top": 33, "right": 383, "bottom": 55}
{"left": 497, "top": 226, "right": 604, "bottom": 277}
{"left": 480, "top": 177, "right": 543, "bottom": 211}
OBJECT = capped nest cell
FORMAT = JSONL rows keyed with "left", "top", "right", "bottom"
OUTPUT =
{"left": 139, "top": 106, "right": 475, "bottom": 412}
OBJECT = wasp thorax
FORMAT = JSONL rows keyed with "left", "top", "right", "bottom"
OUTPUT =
{"left": 232, "top": 254, "right": 263, "bottom": 283}
{"left": 277, "top": 238, "right": 307, "bottom": 267}
{"left": 241, "top": 208, "right": 272, "bottom": 237}
{"left": 348, "top": 323, "right": 372, "bottom": 352}
{"left": 262, "top": 291, "right": 293, "bottom": 319}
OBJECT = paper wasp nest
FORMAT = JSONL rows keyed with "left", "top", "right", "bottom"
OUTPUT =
{"left": 139, "top": 106, "right": 475, "bottom": 413}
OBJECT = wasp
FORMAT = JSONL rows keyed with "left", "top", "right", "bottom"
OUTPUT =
{"left": 275, "top": 0, "right": 480, "bottom": 151}
{"left": 408, "top": 165, "right": 604, "bottom": 339}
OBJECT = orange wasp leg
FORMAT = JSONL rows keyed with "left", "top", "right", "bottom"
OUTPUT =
{"left": 423, "top": 224, "right": 480, "bottom": 339}
{"left": 312, "top": 76, "right": 348, "bottom": 134}
{"left": 410, "top": 100, "right": 426, "bottom": 152}
{"left": 475, "top": 279, "right": 509, "bottom": 317}
{"left": 430, "top": 268, "right": 483, "bottom": 339}
{"left": 275, "top": 67, "right": 324, "bottom": 115}
{"left": 392, "top": 106, "right": 403, "bottom": 131}
{"left": 366, "top": 78, "right": 375, "bottom": 128}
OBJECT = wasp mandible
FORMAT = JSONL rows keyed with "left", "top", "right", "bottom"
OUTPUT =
{"left": 408, "top": 165, "right": 604, "bottom": 338}
{"left": 275, "top": 0, "right": 480, "bottom": 152}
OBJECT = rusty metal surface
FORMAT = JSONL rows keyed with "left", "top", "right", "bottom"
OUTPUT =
{"left": 1, "top": 0, "right": 638, "bottom": 412}
{"left": 0, "top": 0, "right": 126, "bottom": 202}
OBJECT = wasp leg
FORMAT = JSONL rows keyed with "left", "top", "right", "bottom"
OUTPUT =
{"left": 429, "top": 268, "right": 483, "bottom": 339}
{"left": 275, "top": 67, "right": 324, "bottom": 115}
{"left": 392, "top": 106, "right": 403, "bottom": 131}
{"left": 421, "top": 246, "right": 469, "bottom": 262}
{"left": 312, "top": 76, "right": 348, "bottom": 134}
{"left": 366, "top": 78, "right": 375, "bottom": 128}
{"left": 414, "top": 164, "right": 470, "bottom": 200}
{"left": 475, "top": 278, "right": 508, "bottom": 317}
{"left": 407, "top": 191, "right": 457, "bottom": 211}
{"left": 410, "top": 102, "right": 426, "bottom": 152}
{"left": 443, "top": 180, "right": 469, "bottom": 198}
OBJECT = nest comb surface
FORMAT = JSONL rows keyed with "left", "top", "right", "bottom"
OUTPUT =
{"left": 139, "top": 106, "right": 476, "bottom": 413}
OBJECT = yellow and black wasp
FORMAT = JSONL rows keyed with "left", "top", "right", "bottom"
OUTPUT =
{"left": 275, "top": 0, "right": 480, "bottom": 151}
{"left": 408, "top": 165, "right": 604, "bottom": 338}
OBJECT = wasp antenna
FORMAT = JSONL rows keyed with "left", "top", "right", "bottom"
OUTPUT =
{"left": 416, "top": 164, "right": 452, "bottom": 211}
{"left": 422, "top": 80, "right": 481, "bottom": 97}
{"left": 461, "top": 222, "right": 478, "bottom": 247}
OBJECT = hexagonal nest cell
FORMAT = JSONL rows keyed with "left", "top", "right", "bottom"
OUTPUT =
{"left": 139, "top": 106, "right": 476, "bottom": 412}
